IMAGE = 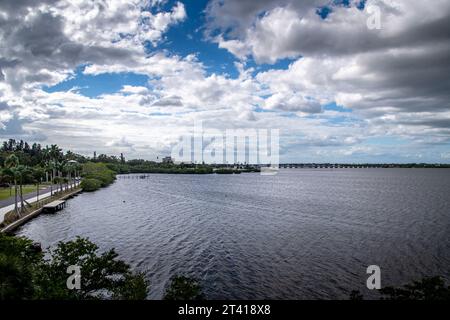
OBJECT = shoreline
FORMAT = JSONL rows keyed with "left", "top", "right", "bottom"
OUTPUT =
{"left": 0, "top": 187, "right": 82, "bottom": 234}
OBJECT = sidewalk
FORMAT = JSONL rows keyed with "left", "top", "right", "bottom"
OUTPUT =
{"left": 0, "top": 182, "right": 80, "bottom": 224}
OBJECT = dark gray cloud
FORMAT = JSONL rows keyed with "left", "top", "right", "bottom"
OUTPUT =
{"left": 330, "top": 44, "right": 450, "bottom": 115}
{"left": 0, "top": 101, "right": 9, "bottom": 111}
{"left": 152, "top": 95, "right": 183, "bottom": 107}
{"left": 235, "top": 0, "right": 450, "bottom": 133}
{"left": 206, "top": 0, "right": 450, "bottom": 60}
{"left": 399, "top": 119, "right": 450, "bottom": 129}
{"left": 0, "top": 6, "right": 141, "bottom": 90}
{"left": 13, "top": 12, "right": 67, "bottom": 57}
{"left": 0, "top": 0, "right": 58, "bottom": 12}
{"left": 0, "top": 113, "right": 48, "bottom": 141}
{"left": 0, "top": 114, "right": 27, "bottom": 135}
{"left": 205, "top": 0, "right": 325, "bottom": 37}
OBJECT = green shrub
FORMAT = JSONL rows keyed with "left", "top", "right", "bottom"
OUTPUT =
{"left": 215, "top": 169, "right": 241, "bottom": 174}
{"left": 0, "top": 234, "right": 149, "bottom": 300}
{"left": 163, "top": 275, "right": 204, "bottom": 300}
{"left": 80, "top": 178, "right": 102, "bottom": 192}
{"left": 81, "top": 162, "right": 116, "bottom": 187}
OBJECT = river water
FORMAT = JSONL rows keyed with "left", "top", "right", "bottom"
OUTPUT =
{"left": 15, "top": 169, "right": 450, "bottom": 299}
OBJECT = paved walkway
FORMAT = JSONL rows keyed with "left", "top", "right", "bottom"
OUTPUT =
{"left": 0, "top": 182, "right": 80, "bottom": 224}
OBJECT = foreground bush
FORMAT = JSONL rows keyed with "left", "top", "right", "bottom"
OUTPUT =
{"left": 0, "top": 234, "right": 148, "bottom": 300}
{"left": 164, "top": 275, "right": 204, "bottom": 300}
{"left": 379, "top": 276, "right": 450, "bottom": 300}
{"left": 350, "top": 276, "right": 450, "bottom": 300}
{"left": 0, "top": 234, "right": 204, "bottom": 300}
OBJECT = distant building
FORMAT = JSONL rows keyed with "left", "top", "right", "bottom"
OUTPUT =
{"left": 162, "top": 156, "right": 173, "bottom": 164}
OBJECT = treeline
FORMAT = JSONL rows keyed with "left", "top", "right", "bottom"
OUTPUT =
{"left": 0, "top": 139, "right": 84, "bottom": 220}
{"left": 0, "top": 139, "right": 251, "bottom": 176}
{"left": 108, "top": 161, "right": 214, "bottom": 174}
{"left": 0, "top": 139, "right": 88, "bottom": 167}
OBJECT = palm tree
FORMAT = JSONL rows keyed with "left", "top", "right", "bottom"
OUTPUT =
{"left": 41, "top": 146, "right": 51, "bottom": 182}
{"left": 54, "top": 160, "right": 67, "bottom": 192}
{"left": 44, "top": 161, "right": 55, "bottom": 195}
{"left": 47, "top": 145, "right": 62, "bottom": 184}
{"left": 1, "top": 167, "right": 19, "bottom": 217}
{"left": 66, "top": 163, "right": 73, "bottom": 190}
{"left": 4, "top": 154, "right": 19, "bottom": 215}
{"left": 75, "top": 163, "right": 82, "bottom": 185}
{"left": 33, "top": 167, "right": 46, "bottom": 203}
{"left": 49, "top": 144, "right": 62, "bottom": 160}
{"left": 2, "top": 162, "right": 32, "bottom": 217}
{"left": 66, "top": 161, "right": 80, "bottom": 190}
{"left": 15, "top": 165, "right": 32, "bottom": 214}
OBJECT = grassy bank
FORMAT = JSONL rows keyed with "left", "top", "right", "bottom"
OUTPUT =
{"left": 214, "top": 169, "right": 241, "bottom": 174}
{"left": 0, "top": 183, "right": 52, "bottom": 201}
{"left": 0, "top": 185, "right": 35, "bottom": 201}
{"left": 126, "top": 166, "right": 214, "bottom": 174}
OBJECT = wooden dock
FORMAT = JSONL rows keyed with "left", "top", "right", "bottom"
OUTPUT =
{"left": 43, "top": 200, "right": 66, "bottom": 213}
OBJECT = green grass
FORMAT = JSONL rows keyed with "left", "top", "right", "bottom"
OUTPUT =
{"left": 0, "top": 185, "right": 39, "bottom": 201}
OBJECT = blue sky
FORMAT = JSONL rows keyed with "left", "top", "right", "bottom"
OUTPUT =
{"left": 1, "top": 0, "right": 449, "bottom": 163}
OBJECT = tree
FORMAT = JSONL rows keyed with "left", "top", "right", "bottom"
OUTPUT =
{"left": 32, "top": 166, "right": 46, "bottom": 202}
{"left": 80, "top": 178, "right": 102, "bottom": 192}
{"left": 349, "top": 290, "right": 364, "bottom": 300}
{"left": 0, "top": 168, "right": 13, "bottom": 195}
{"left": 349, "top": 276, "right": 450, "bottom": 300}
{"left": 379, "top": 276, "right": 450, "bottom": 300}
{"left": 4, "top": 154, "right": 20, "bottom": 215}
{"left": 54, "top": 160, "right": 67, "bottom": 192}
{"left": 41, "top": 146, "right": 51, "bottom": 182}
{"left": 49, "top": 144, "right": 62, "bottom": 162}
{"left": 15, "top": 165, "right": 33, "bottom": 214}
{"left": 75, "top": 162, "right": 82, "bottom": 183}
{"left": 48, "top": 145, "right": 62, "bottom": 182}
{"left": 3, "top": 155, "right": 36, "bottom": 216}
{"left": 163, "top": 275, "right": 204, "bottom": 300}
{"left": 0, "top": 234, "right": 149, "bottom": 300}
{"left": 0, "top": 234, "right": 42, "bottom": 300}
{"left": 66, "top": 162, "right": 79, "bottom": 190}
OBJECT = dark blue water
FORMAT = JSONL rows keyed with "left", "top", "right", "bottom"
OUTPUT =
{"left": 15, "top": 169, "right": 450, "bottom": 299}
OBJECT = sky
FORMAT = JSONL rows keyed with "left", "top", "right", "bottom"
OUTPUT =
{"left": 0, "top": 0, "right": 449, "bottom": 163}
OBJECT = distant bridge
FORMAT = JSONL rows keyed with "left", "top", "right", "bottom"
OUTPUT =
{"left": 277, "top": 164, "right": 384, "bottom": 169}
